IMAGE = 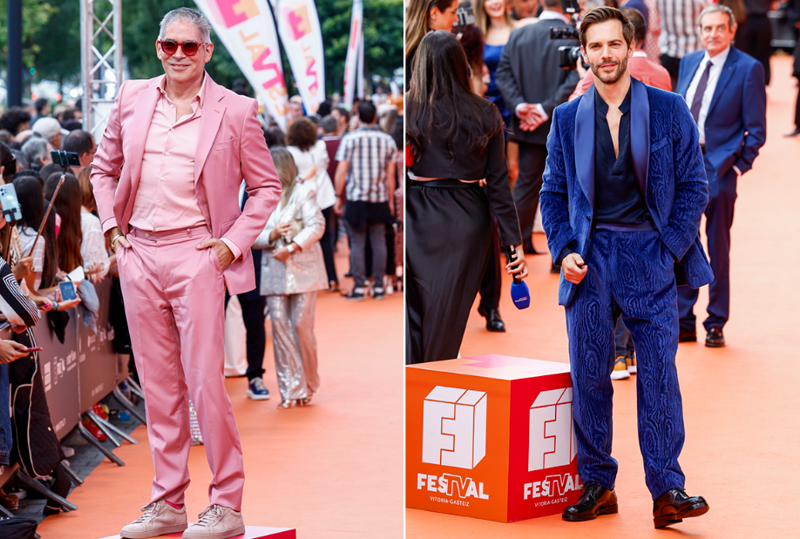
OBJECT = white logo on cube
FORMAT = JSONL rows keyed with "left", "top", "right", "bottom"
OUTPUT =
{"left": 528, "top": 388, "right": 577, "bottom": 471}
{"left": 422, "top": 386, "right": 487, "bottom": 470}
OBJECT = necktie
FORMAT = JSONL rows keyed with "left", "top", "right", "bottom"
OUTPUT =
{"left": 690, "top": 61, "right": 713, "bottom": 124}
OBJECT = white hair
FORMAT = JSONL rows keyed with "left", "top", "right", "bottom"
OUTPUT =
{"left": 158, "top": 7, "right": 212, "bottom": 43}
{"left": 697, "top": 5, "right": 736, "bottom": 29}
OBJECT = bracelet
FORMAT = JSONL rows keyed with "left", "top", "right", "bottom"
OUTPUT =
{"left": 110, "top": 234, "right": 122, "bottom": 249}
{"left": 51, "top": 301, "right": 59, "bottom": 312}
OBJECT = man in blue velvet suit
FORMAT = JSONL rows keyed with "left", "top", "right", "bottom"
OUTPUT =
{"left": 540, "top": 7, "right": 714, "bottom": 528}
{"left": 676, "top": 4, "right": 767, "bottom": 347}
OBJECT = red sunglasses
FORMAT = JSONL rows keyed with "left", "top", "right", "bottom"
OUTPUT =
{"left": 158, "top": 40, "right": 208, "bottom": 57}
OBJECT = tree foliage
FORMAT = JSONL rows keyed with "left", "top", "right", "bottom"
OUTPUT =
{"left": 0, "top": 0, "right": 58, "bottom": 75}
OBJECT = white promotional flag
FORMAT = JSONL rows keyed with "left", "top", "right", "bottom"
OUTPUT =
{"left": 274, "top": 0, "right": 326, "bottom": 114}
{"left": 357, "top": 30, "right": 365, "bottom": 100}
{"left": 193, "top": 0, "right": 290, "bottom": 129}
{"left": 343, "top": 0, "right": 363, "bottom": 107}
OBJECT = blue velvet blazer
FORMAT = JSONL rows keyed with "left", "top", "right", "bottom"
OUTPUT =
{"left": 541, "top": 78, "right": 714, "bottom": 307}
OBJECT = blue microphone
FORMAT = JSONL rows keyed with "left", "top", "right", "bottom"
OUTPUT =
{"left": 505, "top": 245, "right": 530, "bottom": 310}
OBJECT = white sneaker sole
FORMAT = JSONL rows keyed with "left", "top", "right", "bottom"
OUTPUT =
{"left": 610, "top": 370, "right": 631, "bottom": 380}
{"left": 246, "top": 390, "right": 271, "bottom": 401}
{"left": 183, "top": 524, "right": 245, "bottom": 539}
{"left": 121, "top": 523, "right": 188, "bottom": 539}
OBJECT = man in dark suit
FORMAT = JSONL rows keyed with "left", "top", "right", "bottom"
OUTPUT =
{"left": 676, "top": 4, "right": 767, "bottom": 347}
{"left": 540, "top": 7, "right": 712, "bottom": 527}
{"left": 496, "top": 0, "right": 579, "bottom": 255}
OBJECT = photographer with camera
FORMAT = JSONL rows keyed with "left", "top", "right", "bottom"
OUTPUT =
{"left": 496, "top": 0, "right": 579, "bottom": 260}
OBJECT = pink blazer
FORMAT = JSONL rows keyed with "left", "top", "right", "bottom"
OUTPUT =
{"left": 90, "top": 73, "right": 281, "bottom": 295}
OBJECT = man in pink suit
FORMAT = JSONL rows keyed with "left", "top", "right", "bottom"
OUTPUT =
{"left": 569, "top": 8, "right": 671, "bottom": 101}
{"left": 90, "top": 8, "right": 280, "bottom": 539}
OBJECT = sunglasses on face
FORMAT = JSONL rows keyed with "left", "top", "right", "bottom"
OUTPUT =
{"left": 158, "top": 40, "right": 208, "bottom": 57}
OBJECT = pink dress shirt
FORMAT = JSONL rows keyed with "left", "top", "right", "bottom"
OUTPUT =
{"left": 128, "top": 76, "right": 241, "bottom": 259}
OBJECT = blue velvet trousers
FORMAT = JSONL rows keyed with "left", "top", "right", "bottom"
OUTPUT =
{"left": 565, "top": 229, "right": 686, "bottom": 500}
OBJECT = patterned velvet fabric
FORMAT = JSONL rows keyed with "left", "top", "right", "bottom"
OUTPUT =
{"left": 566, "top": 230, "right": 685, "bottom": 498}
{"left": 540, "top": 78, "right": 715, "bottom": 499}
{"left": 541, "top": 78, "right": 714, "bottom": 308}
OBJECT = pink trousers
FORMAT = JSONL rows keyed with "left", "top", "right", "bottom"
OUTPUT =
{"left": 118, "top": 226, "right": 244, "bottom": 510}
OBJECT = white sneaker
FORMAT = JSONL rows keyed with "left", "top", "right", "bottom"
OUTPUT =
{"left": 183, "top": 505, "right": 245, "bottom": 539}
{"left": 120, "top": 500, "right": 188, "bottom": 539}
{"left": 610, "top": 356, "right": 631, "bottom": 380}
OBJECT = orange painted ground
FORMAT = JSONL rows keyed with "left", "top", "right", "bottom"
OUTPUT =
{"left": 38, "top": 245, "right": 404, "bottom": 538}
{"left": 407, "top": 56, "right": 800, "bottom": 538}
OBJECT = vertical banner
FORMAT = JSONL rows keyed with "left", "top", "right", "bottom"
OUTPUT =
{"left": 343, "top": 0, "right": 363, "bottom": 107}
{"left": 193, "top": 0, "right": 290, "bottom": 129}
{"left": 357, "top": 31, "right": 365, "bottom": 100}
{"left": 275, "top": 0, "right": 326, "bottom": 114}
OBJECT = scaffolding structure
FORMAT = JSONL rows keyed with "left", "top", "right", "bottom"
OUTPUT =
{"left": 80, "top": 0, "right": 123, "bottom": 139}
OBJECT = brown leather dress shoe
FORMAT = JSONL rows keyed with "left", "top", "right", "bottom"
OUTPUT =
{"left": 653, "top": 488, "right": 709, "bottom": 528}
{"left": 562, "top": 482, "right": 618, "bottom": 521}
{"left": 705, "top": 327, "right": 725, "bottom": 347}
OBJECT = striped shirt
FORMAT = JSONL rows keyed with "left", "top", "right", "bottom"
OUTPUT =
{"left": 335, "top": 126, "right": 397, "bottom": 203}
{"left": 656, "top": 0, "right": 707, "bottom": 59}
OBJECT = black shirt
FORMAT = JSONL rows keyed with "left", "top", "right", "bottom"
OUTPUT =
{"left": 593, "top": 87, "right": 649, "bottom": 225}
{"left": 408, "top": 103, "right": 521, "bottom": 247}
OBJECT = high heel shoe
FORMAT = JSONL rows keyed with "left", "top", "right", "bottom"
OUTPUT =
{"left": 277, "top": 400, "right": 293, "bottom": 410}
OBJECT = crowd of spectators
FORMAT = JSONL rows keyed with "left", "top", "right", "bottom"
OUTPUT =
{"left": 0, "top": 107, "right": 111, "bottom": 512}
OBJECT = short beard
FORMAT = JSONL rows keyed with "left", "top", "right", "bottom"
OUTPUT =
{"left": 590, "top": 55, "right": 629, "bottom": 85}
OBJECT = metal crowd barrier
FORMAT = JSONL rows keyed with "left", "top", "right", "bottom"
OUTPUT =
{"left": 1, "top": 278, "right": 144, "bottom": 514}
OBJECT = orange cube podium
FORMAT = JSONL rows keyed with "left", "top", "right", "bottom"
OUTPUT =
{"left": 406, "top": 355, "right": 584, "bottom": 523}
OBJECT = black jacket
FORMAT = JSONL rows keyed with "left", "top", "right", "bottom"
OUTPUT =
{"left": 496, "top": 16, "right": 580, "bottom": 145}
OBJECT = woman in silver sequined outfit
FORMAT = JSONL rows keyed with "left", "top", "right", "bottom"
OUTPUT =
{"left": 254, "top": 148, "right": 327, "bottom": 409}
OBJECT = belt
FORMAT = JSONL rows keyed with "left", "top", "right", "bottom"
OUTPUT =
{"left": 594, "top": 221, "right": 655, "bottom": 232}
{"left": 410, "top": 179, "right": 481, "bottom": 189}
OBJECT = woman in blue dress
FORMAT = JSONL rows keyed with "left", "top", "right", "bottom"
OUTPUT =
{"left": 473, "top": 0, "right": 536, "bottom": 184}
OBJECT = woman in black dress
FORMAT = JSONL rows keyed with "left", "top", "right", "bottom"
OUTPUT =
{"left": 406, "top": 30, "right": 527, "bottom": 364}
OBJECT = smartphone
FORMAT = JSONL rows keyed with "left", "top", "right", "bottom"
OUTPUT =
{"left": 26, "top": 347, "right": 43, "bottom": 352}
{"left": 59, "top": 281, "right": 77, "bottom": 301}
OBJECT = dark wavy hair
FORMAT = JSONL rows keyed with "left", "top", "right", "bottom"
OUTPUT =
{"left": 286, "top": 117, "right": 318, "bottom": 152}
{"left": 14, "top": 175, "right": 58, "bottom": 288}
{"left": 406, "top": 30, "right": 502, "bottom": 162}
{"left": 579, "top": 6, "right": 634, "bottom": 49}
{"left": 44, "top": 172, "right": 83, "bottom": 272}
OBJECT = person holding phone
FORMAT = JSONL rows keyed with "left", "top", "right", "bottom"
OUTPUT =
{"left": 406, "top": 31, "right": 526, "bottom": 364}
{"left": 91, "top": 8, "right": 281, "bottom": 538}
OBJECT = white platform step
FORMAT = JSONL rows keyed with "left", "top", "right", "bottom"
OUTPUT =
{"left": 101, "top": 526, "right": 296, "bottom": 539}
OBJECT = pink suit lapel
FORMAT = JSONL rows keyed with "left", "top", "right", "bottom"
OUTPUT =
{"left": 194, "top": 77, "right": 226, "bottom": 187}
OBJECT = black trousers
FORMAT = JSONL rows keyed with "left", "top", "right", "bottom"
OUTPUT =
{"left": 478, "top": 215, "right": 502, "bottom": 312}
{"left": 406, "top": 182, "right": 491, "bottom": 364}
{"left": 514, "top": 142, "right": 548, "bottom": 242}
{"left": 794, "top": 78, "right": 800, "bottom": 129}
{"left": 320, "top": 206, "right": 337, "bottom": 284}
{"left": 660, "top": 54, "right": 682, "bottom": 91}
{"left": 736, "top": 15, "right": 772, "bottom": 85}
{"left": 224, "top": 249, "right": 267, "bottom": 381}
